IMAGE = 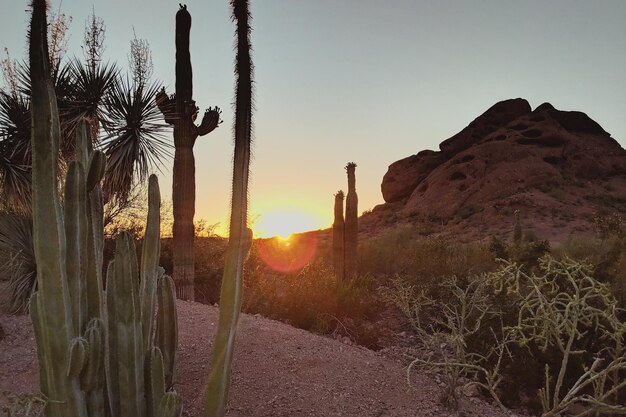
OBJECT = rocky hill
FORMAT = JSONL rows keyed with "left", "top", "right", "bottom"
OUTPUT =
{"left": 364, "top": 98, "right": 626, "bottom": 242}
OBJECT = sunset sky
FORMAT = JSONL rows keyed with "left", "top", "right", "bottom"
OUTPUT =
{"left": 2, "top": 1, "right": 625, "bottom": 237}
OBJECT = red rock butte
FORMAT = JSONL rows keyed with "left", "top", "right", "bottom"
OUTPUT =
{"left": 370, "top": 98, "right": 626, "bottom": 242}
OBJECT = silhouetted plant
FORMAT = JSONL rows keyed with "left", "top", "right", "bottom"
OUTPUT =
{"left": 332, "top": 190, "right": 345, "bottom": 281}
{"left": 156, "top": 4, "right": 222, "bottom": 301}
{"left": 344, "top": 162, "right": 358, "bottom": 277}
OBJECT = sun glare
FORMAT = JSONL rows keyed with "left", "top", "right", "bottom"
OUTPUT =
{"left": 254, "top": 208, "right": 323, "bottom": 239}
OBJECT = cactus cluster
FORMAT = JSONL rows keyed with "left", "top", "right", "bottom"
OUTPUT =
{"left": 332, "top": 163, "right": 359, "bottom": 280}
{"left": 29, "top": 2, "right": 179, "bottom": 417}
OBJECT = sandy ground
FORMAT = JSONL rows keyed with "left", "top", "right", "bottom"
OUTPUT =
{"left": 0, "top": 300, "right": 520, "bottom": 417}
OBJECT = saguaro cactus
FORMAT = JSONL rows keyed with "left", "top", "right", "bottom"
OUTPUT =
{"left": 332, "top": 191, "right": 345, "bottom": 281}
{"left": 202, "top": 0, "right": 253, "bottom": 416}
{"left": 156, "top": 4, "right": 222, "bottom": 301}
{"left": 344, "top": 162, "right": 358, "bottom": 277}
{"left": 29, "top": 3, "right": 180, "bottom": 416}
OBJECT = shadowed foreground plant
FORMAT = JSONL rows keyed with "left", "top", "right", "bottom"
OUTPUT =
{"left": 28, "top": 2, "right": 179, "bottom": 417}
{"left": 201, "top": 0, "right": 253, "bottom": 415}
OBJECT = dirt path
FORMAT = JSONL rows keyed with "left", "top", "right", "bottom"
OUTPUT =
{"left": 1, "top": 300, "right": 517, "bottom": 417}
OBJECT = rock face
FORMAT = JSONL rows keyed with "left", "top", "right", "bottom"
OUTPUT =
{"left": 376, "top": 99, "right": 626, "bottom": 242}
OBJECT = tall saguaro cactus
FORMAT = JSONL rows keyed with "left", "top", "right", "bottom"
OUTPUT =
{"left": 202, "top": 0, "right": 253, "bottom": 416}
{"left": 156, "top": 4, "right": 222, "bottom": 301}
{"left": 29, "top": 3, "right": 180, "bottom": 417}
{"left": 332, "top": 191, "right": 345, "bottom": 281}
{"left": 344, "top": 162, "right": 358, "bottom": 277}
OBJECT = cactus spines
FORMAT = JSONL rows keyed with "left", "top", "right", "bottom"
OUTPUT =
{"left": 105, "top": 233, "right": 146, "bottom": 417}
{"left": 67, "top": 337, "right": 88, "bottom": 377}
{"left": 81, "top": 318, "right": 105, "bottom": 391}
{"left": 333, "top": 191, "right": 345, "bottom": 281}
{"left": 156, "top": 4, "right": 222, "bottom": 301}
{"left": 202, "top": 1, "right": 253, "bottom": 415}
{"left": 156, "top": 392, "right": 183, "bottom": 417}
{"left": 155, "top": 273, "right": 178, "bottom": 389}
{"left": 141, "top": 175, "right": 162, "bottom": 351}
{"left": 344, "top": 162, "right": 358, "bottom": 278}
{"left": 30, "top": 1, "right": 87, "bottom": 415}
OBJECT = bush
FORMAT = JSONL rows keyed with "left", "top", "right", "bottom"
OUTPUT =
{"left": 388, "top": 256, "right": 626, "bottom": 416}
{"left": 242, "top": 259, "right": 382, "bottom": 347}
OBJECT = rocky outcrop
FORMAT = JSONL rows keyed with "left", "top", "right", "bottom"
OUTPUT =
{"left": 382, "top": 98, "right": 532, "bottom": 202}
{"left": 376, "top": 99, "right": 626, "bottom": 242}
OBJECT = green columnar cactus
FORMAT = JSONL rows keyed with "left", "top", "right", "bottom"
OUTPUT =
{"left": 155, "top": 271, "right": 178, "bottom": 389}
{"left": 344, "top": 162, "right": 358, "bottom": 278}
{"left": 201, "top": 1, "right": 253, "bottom": 416}
{"left": 29, "top": 1, "right": 87, "bottom": 415}
{"left": 29, "top": 4, "right": 180, "bottom": 417}
{"left": 333, "top": 191, "right": 345, "bottom": 281}
{"left": 156, "top": 4, "right": 222, "bottom": 301}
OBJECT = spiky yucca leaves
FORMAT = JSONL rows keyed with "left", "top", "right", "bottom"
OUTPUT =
{"left": 0, "top": 212, "right": 35, "bottom": 313}
{"left": 0, "top": 92, "right": 32, "bottom": 211}
{"left": 333, "top": 191, "right": 345, "bottom": 281}
{"left": 202, "top": 0, "right": 253, "bottom": 415}
{"left": 344, "top": 162, "right": 358, "bottom": 278}
{"left": 156, "top": 4, "right": 222, "bottom": 301}
{"left": 101, "top": 79, "right": 170, "bottom": 203}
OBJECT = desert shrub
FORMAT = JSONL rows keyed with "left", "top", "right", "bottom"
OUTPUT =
{"left": 389, "top": 256, "right": 626, "bottom": 416}
{"left": 358, "top": 225, "right": 495, "bottom": 281}
{"left": 243, "top": 260, "right": 382, "bottom": 347}
{"left": 0, "top": 391, "right": 46, "bottom": 417}
{"left": 555, "top": 236, "right": 626, "bottom": 306}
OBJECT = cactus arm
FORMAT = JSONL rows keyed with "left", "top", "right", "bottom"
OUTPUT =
{"left": 65, "top": 161, "right": 88, "bottom": 336}
{"left": 155, "top": 274, "right": 178, "bottom": 389}
{"left": 145, "top": 347, "right": 166, "bottom": 417}
{"left": 196, "top": 107, "right": 222, "bottom": 137}
{"left": 155, "top": 88, "right": 176, "bottom": 125}
{"left": 141, "top": 175, "right": 161, "bottom": 351}
{"left": 106, "top": 233, "right": 146, "bottom": 417}
{"left": 202, "top": 1, "right": 253, "bottom": 415}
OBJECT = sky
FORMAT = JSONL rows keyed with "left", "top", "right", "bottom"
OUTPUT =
{"left": 2, "top": 1, "right": 625, "bottom": 237}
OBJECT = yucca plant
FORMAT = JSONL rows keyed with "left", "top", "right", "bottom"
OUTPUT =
{"left": 0, "top": 211, "right": 35, "bottom": 313}
{"left": 0, "top": 11, "right": 170, "bottom": 311}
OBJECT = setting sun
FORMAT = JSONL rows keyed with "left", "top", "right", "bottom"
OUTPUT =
{"left": 253, "top": 207, "right": 326, "bottom": 239}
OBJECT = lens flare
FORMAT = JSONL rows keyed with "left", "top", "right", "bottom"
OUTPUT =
{"left": 255, "top": 233, "right": 317, "bottom": 273}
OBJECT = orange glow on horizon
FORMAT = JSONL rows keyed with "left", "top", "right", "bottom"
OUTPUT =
{"left": 252, "top": 206, "right": 328, "bottom": 239}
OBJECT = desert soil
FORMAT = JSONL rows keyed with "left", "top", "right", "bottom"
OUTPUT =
{"left": 0, "top": 300, "right": 520, "bottom": 417}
